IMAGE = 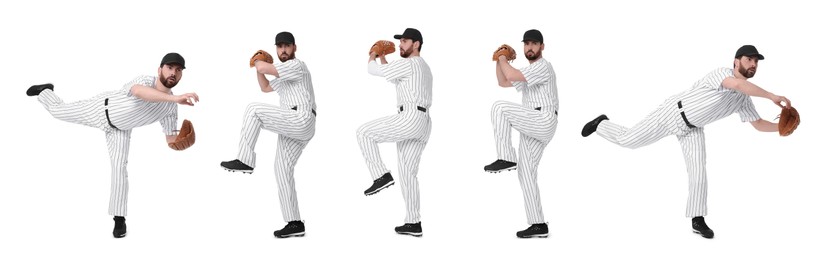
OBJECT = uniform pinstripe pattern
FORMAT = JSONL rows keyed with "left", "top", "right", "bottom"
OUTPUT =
{"left": 235, "top": 59, "right": 316, "bottom": 222}
{"left": 382, "top": 57, "right": 432, "bottom": 108}
{"left": 360, "top": 56, "right": 432, "bottom": 224}
{"left": 593, "top": 67, "right": 761, "bottom": 217}
{"left": 108, "top": 76, "right": 178, "bottom": 135}
{"left": 492, "top": 58, "right": 558, "bottom": 224}
{"left": 511, "top": 58, "right": 559, "bottom": 111}
{"left": 36, "top": 76, "right": 180, "bottom": 217}
{"left": 106, "top": 129, "right": 131, "bottom": 216}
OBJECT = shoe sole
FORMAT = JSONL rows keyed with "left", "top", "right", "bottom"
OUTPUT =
{"left": 114, "top": 233, "right": 127, "bottom": 238}
{"left": 365, "top": 180, "right": 395, "bottom": 196}
{"left": 485, "top": 166, "right": 517, "bottom": 173}
{"left": 692, "top": 229, "right": 714, "bottom": 239}
{"left": 275, "top": 232, "right": 305, "bottom": 238}
{"left": 396, "top": 231, "right": 422, "bottom": 237}
{"left": 221, "top": 166, "right": 253, "bottom": 174}
{"left": 518, "top": 233, "right": 549, "bottom": 238}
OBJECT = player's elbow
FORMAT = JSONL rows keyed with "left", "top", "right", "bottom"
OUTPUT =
{"left": 499, "top": 80, "right": 513, "bottom": 88}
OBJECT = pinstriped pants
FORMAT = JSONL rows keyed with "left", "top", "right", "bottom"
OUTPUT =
{"left": 357, "top": 106, "right": 431, "bottom": 224}
{"left": 595, "top": 101, "right": 708, "bottom": 217}
{"left": 492, "top": 101, "right": 557, "bottom": 224}
{"left": 37, "top": 90, "right": 131, "bottom": 216}
{"left": 235, "top": 102, "right": 315, "bottom": 222}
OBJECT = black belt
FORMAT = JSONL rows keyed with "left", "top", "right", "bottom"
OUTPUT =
{"left": 104, "top": 98, "right": 118, "bottom": 129}
{"left": 534, "top": 107, "right": 558, "bottom": 115}
{"left": 291, "top": 106, "right": 316, "bottom": 116}
{"left": 399, "top": 106, "right": 427, "bottom": 113}
{"left": 677, "top": 101, "right": 696, "bottom": 128}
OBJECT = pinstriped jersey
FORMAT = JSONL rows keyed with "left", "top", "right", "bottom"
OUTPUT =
{"left": 674, "top": 67, "right": 761, "bottom": 127}
{"left": 268, "top": 59, "right": 316, "bottom": 109}
{"left": 106, "top": 75, "right": 177, "bottom": 135}
{"left": 511, "top": 58, "right": 559, "bottom": 111}
{"left": 381, "top": 56, "right": 432, "bottom": 108}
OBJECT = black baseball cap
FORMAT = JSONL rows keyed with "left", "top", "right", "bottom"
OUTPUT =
{"left": 735, "top": 45, "right": 765, "bottom": 60}
{"left": 160, "top": 52, "right": 186, "bottom": 69}
{"left": 394, "top": 28, "right": 423, "bottom": 43}
{"left": 522, "top": 29, "right": 543, "bottom": 43}
{"left": 276, "top": 31, "right": 295, "bottom": 45}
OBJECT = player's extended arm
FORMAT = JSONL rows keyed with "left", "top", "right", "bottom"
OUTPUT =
{"left": 722, "top": 78, "right": 790, "bottom": 108}
{"left": 498, "top": 56, "right": 525, "bottom": 85}
{"left": 750, "top": 119, "right": 778, "bottom": 132}
{"left": 256, "top": 71, "right": 273, "bottom": 93}
{"left": 131, "top": 85, "right": 198, "bottom": 106}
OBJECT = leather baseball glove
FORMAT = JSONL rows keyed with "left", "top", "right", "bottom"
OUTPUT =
{"left": 169, "top": 119, "right": 196, "bottom": 151}
{"left": 370, "top": 40, "right": 395, "bottom": 57}
{"left": 778, "top": 106, "right": 800, "bottom": 136}
{"left": 493, "top": 44, "right": 516, "bottom": 61}
{"left": 250, "top": 50, "right": 274, "bottom": 67}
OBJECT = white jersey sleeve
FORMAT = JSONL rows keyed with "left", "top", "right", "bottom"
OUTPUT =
{"left": 122, "top": 75, "right": 157, "bottom": 96}
{"left": 511, "top": 61, "right": 552, "bottom": 91}
{"left": 269, "top": 60, "right": 304, "bottom": 91}
{"left": 737, "top": 97, "right": 761, "bottom": 122}
{"left": 381, "top": 58, "right": 412, "bottom": 83}
{"left": 158, "top": 105, "right": 179, "bottom": 135}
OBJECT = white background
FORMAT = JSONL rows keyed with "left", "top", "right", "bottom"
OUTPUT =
{"left": 1, "top": 0, "right": 814, "bottom": 259}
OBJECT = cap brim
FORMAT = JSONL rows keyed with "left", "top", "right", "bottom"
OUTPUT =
{"left": 163, "top": 62, "right": 185, "bottom": 69}
{"left": 394, "top": 34, "right": 403, "bottom": 40}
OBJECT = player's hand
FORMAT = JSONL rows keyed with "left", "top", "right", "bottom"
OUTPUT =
{"left": 771, "top": 94, "right": 790, "bottom": 108}
{"left": 174, "top": 93, "right": 199, "bottom": 106}
{"left": 498, "top": 55, "right": 508, "bottom": 62}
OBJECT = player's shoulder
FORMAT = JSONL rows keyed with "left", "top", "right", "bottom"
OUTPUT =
{"left": 709, "top": 67, "right": 733, "bottom": 76}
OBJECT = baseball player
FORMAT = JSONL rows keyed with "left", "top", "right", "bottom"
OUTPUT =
{"left": 581, "top": 45, "right": 792, "bottom": 239}
{"left": 26, "top": 53, "right": 199, "bottom": 238}
{"left": 484, "top": 29, "right": 559, "bottom": 238}
{"left": 220, "top": 32, "right": 316, "bottom": 238}
{"left": 359, "top": 28, "right": 432, "bottom": 237}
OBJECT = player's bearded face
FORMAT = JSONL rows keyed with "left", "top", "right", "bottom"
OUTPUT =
{"left": 737, "top": 57, "right": 757, "bottom": 78}
{"left": 277, "top": 44, "right": 296, "bottom": 62}
{"left": 525, "top": 42, "right": 542, "bottom": 61}
{"left": 159, "top": 65, "right": 182, "bottom": 88}
{"left": 399, "top": 39, "right": 415, "bottom": 58}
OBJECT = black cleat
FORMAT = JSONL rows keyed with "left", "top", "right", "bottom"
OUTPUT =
{"left": 113, "top": 216, "right": 127, "bottom": 238}
{"left": 517, "top": 223, "right": 549, "bottom": 238}
{"left": 395, "top": 222, "right": 422, "bottom": 237}
{"left": 581, "top": 114, "right": 609, "bottom": 137}
{"left": 221, "top": 159, "right": 254, "bottom": 174}
{"left": 692, "top": 216, "right": 714, "bottom": 239}
{"left": 274, "top": 220, "right": 305, "bottom": 238}
{"left": 364, "top": 172, "right": 394, "bottom": 196}
{"left": 27, "top": 83, "right": 54, "bottom": 96}
{"left": 484, "top": 159, "right": 517, "bottom": 173}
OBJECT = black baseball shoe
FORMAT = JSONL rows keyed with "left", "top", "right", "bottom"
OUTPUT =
{"left": 27, "top": 83, "right": 54, "bottom": 96}
{"left": 113, "top": 216, "right": 127, "bottom": 238}
{"left": 517, "top": 223, "right": 549, "bottom": 238}
{"left": 274, "top": 221, "right": 305, "bottom": 238}
{"left": 581, "top": 114, "right": 609, "bottom": 137}
{"left": 484, "top": 159, "right": 517, "bottom": 173}
{"left": 692, "top": 216, "right": 714, "bottom": 239}
{"left": 364, "top": 172, "right": 394, "bottom": 196}
{"left": 220, "top": 159, "right": 254, "bottom": 174}
{"left": 395, "top": 222, "right": 422, "bottom": 237}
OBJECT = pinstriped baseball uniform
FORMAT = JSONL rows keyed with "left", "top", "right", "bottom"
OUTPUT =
{"left": 359, "top": 56, "right": 432, "bottom": 224}
{"left": 36, "top": 75, "right": 178, "bottom": 216}
{"left": 234, "top": 58, "right": 316, "bottom": 222}
{"left": 595, "top": 67, "right": 760, "bottom": 217}
{"left": 493, "top": 58, "right": 558, "bottom": 224}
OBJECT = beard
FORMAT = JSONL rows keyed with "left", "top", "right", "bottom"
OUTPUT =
{"left": 738, "top": 63, "right": 756, "bottom": 78}
{"left": 278, "top": 52, "right": 294, "bottom": 62}
{"left": 400, "top": 47, "right": 413, "bottom": 58}
{"left": 525, "top": 49, "right": 541, "bottom": 61}
{"left": 159, "top": 72, "right": 178, "bottom": 88}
